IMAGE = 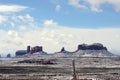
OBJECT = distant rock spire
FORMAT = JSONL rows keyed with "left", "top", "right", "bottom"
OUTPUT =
{"left": 61, "top": 47, "right": 65, "bottom": 52}
{"left": 27, "top": 45, "right": 30, "bottom": 53}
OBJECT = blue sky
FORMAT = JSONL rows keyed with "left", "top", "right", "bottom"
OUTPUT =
{"left": 0, "top": 0, "right": 120, "bottom": 56}
{"left": 1, "top": 0, "right": 120, "bottom": 28}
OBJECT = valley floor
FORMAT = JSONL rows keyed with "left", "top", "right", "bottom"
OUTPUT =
{"left": 0, "top": 57, "right": 120, "bottom": 80}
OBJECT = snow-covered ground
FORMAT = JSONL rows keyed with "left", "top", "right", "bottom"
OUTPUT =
{"left": 1, "top": 43, "right": 120, "bottom": 79}
{"left": 0, "top": 56, "right": 120, "bottom": 67}
{"left": 0, "top": 54, "right": 120, "bottom": 80}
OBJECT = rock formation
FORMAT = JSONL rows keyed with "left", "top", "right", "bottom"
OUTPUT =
{"left": 27, "top": 46, "right": 30, "bottom": 53}
{"left": 16, "top": 50, "right": 27, "bottom": 56}
{"left": 54, "top": 47, "right": 73, "bottom": 57}
{"left": 77, "top": 43, "right": 107, "bottom": 50}
{"left": 61, "top": 47, "right": 65, "bottom": 52}
{"left": 6, "top": 53, "right": 11, "bottom": 58}
{"left": 74, "top": 43, "right": 114, "bottom": 57}
{"left": 15, "top": 43, "right": 115, "bottom": 57}
{"left": 16, "top": 46, "right": 46, "bottom": 57}
{"left": 30, "top": 46, "right": 43, "bottom": 54}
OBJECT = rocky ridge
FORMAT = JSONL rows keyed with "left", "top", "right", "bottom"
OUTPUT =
{"left": 15, "top": 43, "right": 116, "bottom": 57}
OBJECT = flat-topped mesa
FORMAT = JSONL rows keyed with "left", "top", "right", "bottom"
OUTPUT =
{"left": 16, "top": 46, "right": 44, "bottom": 56}
{"left": 16, "top": 50, "right": 27, "bottom": 56}
{"left": 77, "top": 43, "right": 107, "bottom": 51}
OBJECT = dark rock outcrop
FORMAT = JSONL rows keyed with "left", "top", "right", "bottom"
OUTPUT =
{"left": 58, "top": 47, "right": 71, "bottom": 53}
{"left": 16, "top": 46, "right": 44, "bottom": 56}
{"left": 61, "top": 47, "right": 65, "bottom": 52}
{"left": 15, "top": 43, "right": 115, "bottom": 57}
{"left": 73, "top": 43, "right": 115, "bottom": 57}
{"left": 27, "top": 46, "right": 30, "bottom": 53}
{"left": 17, "top": 59, "right": 56, "bottom": 65}
{"left": 77, "top": 43, "right": 107, "bottom": 50}
{"left": 16, "top": 50, "right": 27, "bottom": 56}
{"left": 30, "top": 46, "right": 43, "bottom": 54}
{"left": 7, "top": 53, "right": 11, "bottom": 58}
{"left": 54, "top": 47, "right": 73, "bottom": 57}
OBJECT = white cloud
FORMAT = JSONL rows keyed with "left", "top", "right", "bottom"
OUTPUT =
{"left": 8, "top": 14, "right": 36, "bottom": 30}
{"left": 68, "top": 0, "right": 120, "bottom": 12}
{"left": 8, "top": 30, "right": 19, "bottom": 38}
{"left": 69, "top": 0, "right": 87, "bottom": 9}
{"left": 43, "top": 19, "right": 57, "bottom": 27}
{"left": 56, "top": 5, "right": 61, "bottom": 11}
{"left": 0, "top": 17, "right": 120, "bottom": 55}
{"left": 85, "top": 0, "right": 105, "bottom": 12}
{"left": 0, "top": 14, "right": 36, "bottom": 32}
{"left": 0, "top": 5, "right": 27, "bottom": 12}
{"left": 0, "top": 15, "right": 7, "bottom": 25}
{"left": 10, "top": 22, "right": 15, "bottom": 28}
{"left": 17, "top": 14, "right": 34, "bottom": 23}
{"left": 0, "top": 30, "right": 23, "bottom": 56}
{"left": 19, "top": 25, "right": 26, "bottom": 30}
{"left": 23, "top": 27, "right": 120, "bottom": 54}
{"left": 107, "top": 0, "right": 120, "bottom": 12}
{"left": 0, "top": 26, "right": 120, "bottom": 55}
{"left": 7, "top": 30, "right": 23, "bottom": 46}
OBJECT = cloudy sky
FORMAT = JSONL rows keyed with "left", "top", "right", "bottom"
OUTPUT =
{"left": 0, "top": 0, "right": 120, "bottom": 56}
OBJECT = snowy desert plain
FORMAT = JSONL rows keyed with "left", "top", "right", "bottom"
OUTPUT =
{"left": 0, "top": 43, "right": 120, "bottom": 80}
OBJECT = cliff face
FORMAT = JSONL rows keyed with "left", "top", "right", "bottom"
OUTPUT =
{"left": 74, "top": 43, "right": 114, "bottom": 57}
{"left": 29, "top": 46, "right": 43, "bottom": 54}
{"left": 77, "top": 43, "right": 107, "bottom": 50}
{"left": 15, "top": 46, "right": 46, "bottom": 57}
{"left": 16, "top": 50, "right": 27, "bottom": 56}
{"left": 53, "top": 43, "right": 115, "bottom": 57}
